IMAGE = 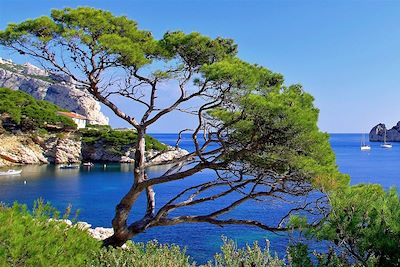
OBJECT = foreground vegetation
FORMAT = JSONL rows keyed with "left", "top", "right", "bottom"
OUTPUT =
{"left": 0, "top": 200, "right": 192, "bottom": 267}
{"left": 1, "top": 186, "right": 399, "bottom": 267}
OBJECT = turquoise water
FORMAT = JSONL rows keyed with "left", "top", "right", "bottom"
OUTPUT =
{"left": 0, "top": 134, "right": 399, "bottom": 263}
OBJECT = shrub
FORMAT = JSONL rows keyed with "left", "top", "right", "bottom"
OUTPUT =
{"left": 208, "top": 236, "right": 285, "bottom": 267}
{"left": 0, "top": 200, "right": 194, "bottom": 267}
{"left": 313, "top": 184, "right": 400, "bottom": 266}
{"left": 90, "top": 241, "right": 195, "bottom": 267}
{"left": 0, "top": 200, "right": 100, "bottom": 267}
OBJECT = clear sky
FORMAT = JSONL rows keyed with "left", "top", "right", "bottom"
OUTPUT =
{"left": 1, "top": 0, "right": 399, "bottom": 133}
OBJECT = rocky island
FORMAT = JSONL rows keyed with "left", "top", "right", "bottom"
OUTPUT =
{"left": 369, "top": 121, "right": 400, "bottom": 142}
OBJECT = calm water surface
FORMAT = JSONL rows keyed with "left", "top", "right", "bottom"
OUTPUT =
{"left": 0, "top": 134, "right": 399, "bottom": 263}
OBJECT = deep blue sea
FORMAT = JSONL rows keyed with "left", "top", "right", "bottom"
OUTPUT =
{"left": 0, "top": 134, "right": 399, "bottom": 263}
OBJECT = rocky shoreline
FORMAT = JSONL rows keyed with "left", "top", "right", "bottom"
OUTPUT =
{"left": 50, "top": 218, "right": 115, "bottom": 243}
{"left": 0, "top": 132, "right": 188, "bottom": 167}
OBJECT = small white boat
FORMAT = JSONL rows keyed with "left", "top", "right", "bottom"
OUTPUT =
{"left": 381, "top": 129, "right": 392, "bottom": 148}
{"left": 0, "top": 169, "right": 22, "bottom": 176}
{"left": 381, "top": 143, "right": 393, "bottom": 148}
{"left": 59, "top": 164, "right": 80, "bottom": 169}
{"left": 360, "top": 134, "right": 371, "bottom": 151}
{"left": 361, "top": 145, "right": 371, "bottom": 151}
{"left": 82, "top": 162, "right": 94, "bottom": 167}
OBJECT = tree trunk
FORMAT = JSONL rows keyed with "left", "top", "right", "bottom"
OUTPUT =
{"left": 102, "top": 231, "right": 132, "bottom": 247}
{"left": 103, "top": 128, "right": 148, "bottom": 247}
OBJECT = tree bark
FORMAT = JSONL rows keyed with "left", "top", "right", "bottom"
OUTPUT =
{"left": 103, "top": 128, "right": 148, "bottom": 247}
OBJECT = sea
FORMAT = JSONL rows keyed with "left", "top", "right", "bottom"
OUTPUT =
{"left": 0, "top": 133, "right": 399, "bottom": 264}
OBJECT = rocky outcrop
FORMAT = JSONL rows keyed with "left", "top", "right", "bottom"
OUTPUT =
{"left": 0, "top": 133, "right": 189, "bottom": 167}
{"left": 82, "top": 140, "right": 189, "bottom": 163}
{"left": 48, "top": 218, "right": 114, "bottom": 241}
{"left": 369, "top": 121, "right": 400, "bottom": 142}
{"left": 44, "top": 136, "right": 82, "bottom": 164}
{"left": 0, "top": 135, "right": 48, "bottom": 165}
{"left": 0, "top": 61, "right": 109, "bottom": 125}
{"left": 0, "top": 133, "right": 81, "bottom": 166}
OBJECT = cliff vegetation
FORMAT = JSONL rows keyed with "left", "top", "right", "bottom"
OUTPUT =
{"left": 0, "top": 87, "right": 76, "bottom": 131}
{"left": 80, "top": 125, "right": 167, "bottom": 153}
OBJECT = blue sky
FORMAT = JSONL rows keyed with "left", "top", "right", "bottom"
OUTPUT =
{"left": 1, "top": 0, "right": 399, "bottom": 133}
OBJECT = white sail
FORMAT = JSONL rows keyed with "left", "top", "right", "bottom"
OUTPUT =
{"left": 360, "top": 134, "right": 371, "bottom": 151}
{"left": 381, "top": 129, "right": 392, "bottom": 148}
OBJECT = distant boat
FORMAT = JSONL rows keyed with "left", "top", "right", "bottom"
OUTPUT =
{"left": 360, "top": 134, "right": 371, "bottom": 151}
{"left": 59, "top": 164, "right": 79, "bottom": 169}
{"left": 82, "top": 162, "right": 94, "bottom": 167}
{"left": 381, "top": 129, "right": 393, "bottom": 148}
{"left": 0, "top": 169, "right": 22, "bottom": 176}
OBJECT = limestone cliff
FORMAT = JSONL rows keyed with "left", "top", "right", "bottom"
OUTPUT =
{"left": 369, "top": 122, "right": 400, "bottom": 142}
{"left": 0, "top": 59, "right": 109, "bottom": 125}
{"left": 0, "top": 133, "right": 82, "bottom": 166}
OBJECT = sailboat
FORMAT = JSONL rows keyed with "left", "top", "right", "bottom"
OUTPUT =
{"left": 360, "top": 134, "right": 371, "bottom": 151}
{"left": 381, "top": 129, "right": 392, "bottom": 148}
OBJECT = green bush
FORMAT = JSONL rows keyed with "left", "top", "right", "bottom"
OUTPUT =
{"left": 0, "top": 200, "right": 194, "bottom": 267}
{"left": 208, "top": 236, "right": 285, "bottom": 267}
{"left": 90, "top": 241, "right": 195, "bottom": 267}
{"left": 0, "top": 87, "right": 76, "bottom": 131}
{"left": 313, "top": 184, "right": 400, "bottom": 266}
{"left": 0, "top": 200, "right": 100, "bottom": 267}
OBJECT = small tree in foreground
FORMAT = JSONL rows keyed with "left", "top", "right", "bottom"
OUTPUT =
{"left": 0, "top": 7, "right": 348, "bottom": 247}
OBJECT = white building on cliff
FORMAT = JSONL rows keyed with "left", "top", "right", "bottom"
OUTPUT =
{"left": 57, "top": 111, "right": 88, "bottom": 129}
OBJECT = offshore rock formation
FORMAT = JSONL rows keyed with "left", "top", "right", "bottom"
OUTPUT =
{"left": 0, "top": 59, "right": 109, "bottom": 125}
{"left": 0, "top": 133, "right": 188, "bottom": 167}
{"left": 369, "top": 121, "right": 400, "bottom": 142}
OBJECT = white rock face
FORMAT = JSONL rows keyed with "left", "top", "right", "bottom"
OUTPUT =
{"left": 44, "top": 136, "right": 82, "bottom": 164}
{"left": 0, "top": 62, "right": 109, "bottom": 125}
{"left": 0, "top": 135, "right": 48, "bottom": 165}
{"left": 0, "top": 133, "right": 83, "bottom": 166}
{"left": 146, "top": 146, "right": 190, "bottom": 163}
{"left": 22, "top": 63, "right": 48, "bottom": 76}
